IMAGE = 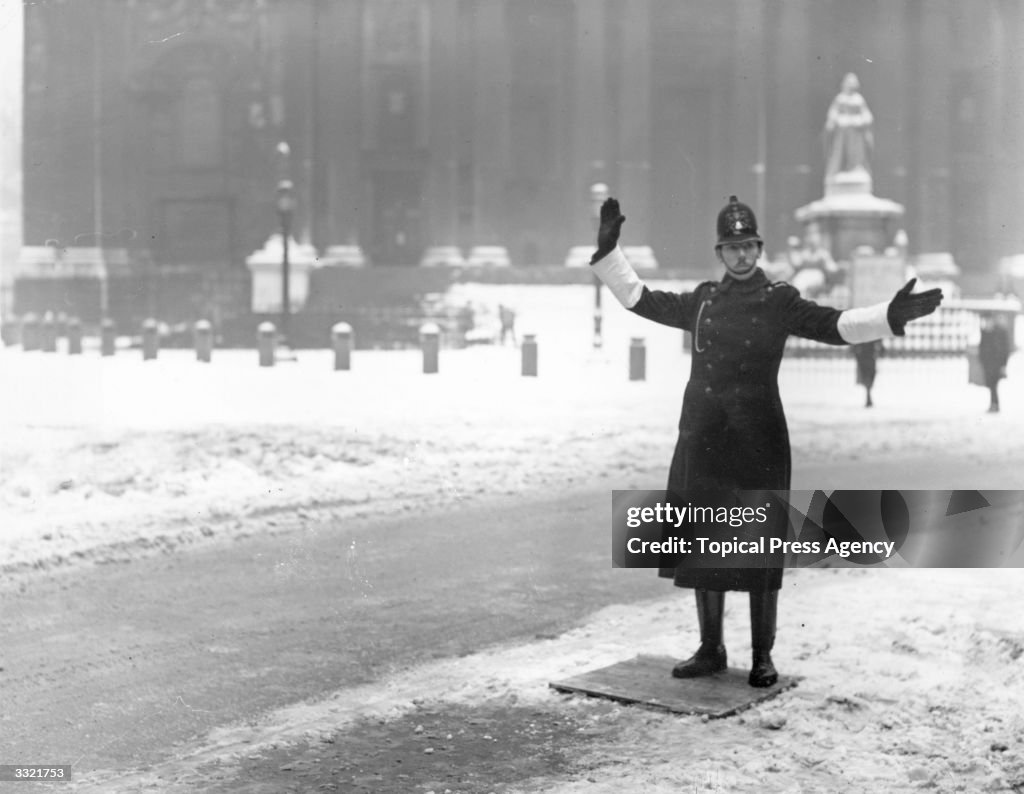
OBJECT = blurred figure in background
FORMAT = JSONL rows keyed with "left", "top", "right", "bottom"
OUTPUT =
{"left": 789, "top": 225, "right": 842, "bottom": 299}
{"left": 498, "top": 303, "right": 517, "bottom": 346}
{"left": 457, "top": 302, "right": 476, "bottom": 341}
{"left": 979, "top": 313, "right": 1010, "bottom": 413}
{"left": 852, "top": 340, "right": 883, "bottom": 407}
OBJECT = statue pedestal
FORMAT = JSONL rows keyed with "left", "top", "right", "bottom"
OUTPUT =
{"left": 245, "top": 234, "right": 318, "bottom": 314}
{"left": 419, "top": 246, "right": 465, "bottom": 268}
{"left": 564, "top": 245, "right": 659, "bottom": 269}
{"left": 323, "top": 244, "right": 367, "bottom": 268}
{"left": 795, "top": 171, "right": 904, "bottom": 264}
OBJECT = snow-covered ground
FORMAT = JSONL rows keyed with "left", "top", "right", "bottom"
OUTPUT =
{"left": 74, "top": 570, "right": 1024, "bottom": 794}
{"left": 3, "top": 285, "right": 1022, "bottom": 572}
{"left": 4, "top": 283, "right": 1024, "bottom": 792}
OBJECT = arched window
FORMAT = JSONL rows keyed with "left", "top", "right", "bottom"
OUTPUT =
{"left": 180, "top": 76, "right": 223, "bottom": 167}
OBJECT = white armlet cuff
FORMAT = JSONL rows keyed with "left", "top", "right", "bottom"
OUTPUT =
{"left": 837, "top": 301, "right": 892, "bottom": 344}
{"left": 591, "top": 246, "right": 644, "bottom": 309}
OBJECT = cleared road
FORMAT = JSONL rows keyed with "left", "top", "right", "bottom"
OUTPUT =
{"left": 3, "top": 454, "right": 1019, "bottom": 788}
{"left": 0, "top": 488, "right": 663, "bottom": 782}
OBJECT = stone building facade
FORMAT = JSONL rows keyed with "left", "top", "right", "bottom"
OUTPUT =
{"left": 13, "top": 0, "right": 1024, "bottom": 321}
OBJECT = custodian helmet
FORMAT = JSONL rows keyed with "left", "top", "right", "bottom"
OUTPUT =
{"left": 715, "top": 195, "right": 762, "bottom": 247}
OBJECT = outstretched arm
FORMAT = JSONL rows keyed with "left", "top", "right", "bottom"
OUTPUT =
{"left": 785, "top": 278, "right": 944, "bottom": 344}
{"left": 589, "top": 197, "right": 699, "bottom": 330}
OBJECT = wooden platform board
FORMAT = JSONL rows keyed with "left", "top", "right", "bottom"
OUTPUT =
{"left": 549, "top": 654, "right": 800, "bottom": 718}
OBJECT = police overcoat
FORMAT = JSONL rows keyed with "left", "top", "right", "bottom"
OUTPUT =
{"left": 592, "top": 249, "right": 894, "bottom": 592}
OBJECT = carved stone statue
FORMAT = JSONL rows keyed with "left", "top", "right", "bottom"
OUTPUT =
{"left": 825, "top": 73, "right": 874, "bottom": 184}
{"left": 797, "top": 73, "right": 904, "bottom": 264}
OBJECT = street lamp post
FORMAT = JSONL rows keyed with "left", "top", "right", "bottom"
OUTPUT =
{"left": 590, "top": 182, "right": 609, "bottom": 349}
{"left": 275, "top": 142, "right": 296, "bottom": 347}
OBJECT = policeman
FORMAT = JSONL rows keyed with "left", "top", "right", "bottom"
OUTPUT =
{"left": 590, "top": 195, "right": 942, "bottom": 687}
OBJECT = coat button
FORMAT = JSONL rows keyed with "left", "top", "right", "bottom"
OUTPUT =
{"left": 704, "top": 386, "right": 713, "bottom": 395}
{"left": 744, "top": 339, "right": 752, "bottom": 347}
{"left": 740, "top": 363, "right": 750, "bottom": 372}
{"left": 705, "top": 362, "right": 713, "bottom": 370}
{"left": 704, "top": 317, "right": 712, "bottom": 325}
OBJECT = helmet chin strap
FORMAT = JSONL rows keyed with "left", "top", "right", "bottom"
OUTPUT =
{"left": 725, "top": 261, "right": 757, "bottom": 280}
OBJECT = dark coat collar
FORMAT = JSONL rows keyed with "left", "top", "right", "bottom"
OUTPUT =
{"left": 718, "top": 267, "right": 768, "bottom": 293}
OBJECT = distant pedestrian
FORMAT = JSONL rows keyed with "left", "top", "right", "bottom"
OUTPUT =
{"left": 457, "top": 302, "right": 476, "bottom": 335}
{"left": 978, "top": 314, "right": 1010, "bottom": 413}
{"left": 852, "top": 340, "right": 883, "bottom": 407}
{"left": 498, "top": 304, "right": 517, "bottom": 346}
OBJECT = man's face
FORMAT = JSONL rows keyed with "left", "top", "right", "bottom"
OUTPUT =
{"left": 717, "top": 241, "right": 762, "bottom": 280}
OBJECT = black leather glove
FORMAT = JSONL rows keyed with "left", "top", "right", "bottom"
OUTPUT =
{"left": 887, "top": 278, "right": 944, "bottom": 336}
{"left": 590, "top": 198, "right": 626, "bottom": 264}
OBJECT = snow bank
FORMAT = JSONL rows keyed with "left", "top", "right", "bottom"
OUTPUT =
{"left": 2, "top": 288, "right": 1022, "bottom": 573}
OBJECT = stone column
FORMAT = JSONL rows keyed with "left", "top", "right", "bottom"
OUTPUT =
{"left": 615, "top": 0, "right": 651, "bottom": 248}
{"left": 472, "top": 0, "right": 510, "bottom": 246}
{"left": 322, "top": 0, "right": 364, "bottom": 262}
{"left": 874, "top": 1, "right": 914, "bottom": 213}
{"left": 570, "top": 0, "right": 608, "bottom": 245}
{"left": 769, "top": 0, "right": 815, "bottom": 237}
{"left": 421, "top": 0, "right": 461, "bottom": 266}
{"left": 308, "top": 0, "right": 328, "bottom": 253}
{"left": 994, "top": 0, "right": 1024, "bottom": 260}
{"left": 909, "top": 1, "right": 952, "bottom": 256}
{"left": 0, "top": 0, "right": 23, "bottom": 317}
{"left": 729, "top": 0, "right": 765, "bottom": 219}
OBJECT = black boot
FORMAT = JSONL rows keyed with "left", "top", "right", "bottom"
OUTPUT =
{"left": 672, "top": 589, "right": 727, "bottom": 678}
{"left": 748, "top": 590, "right": 779, "bottom": 688}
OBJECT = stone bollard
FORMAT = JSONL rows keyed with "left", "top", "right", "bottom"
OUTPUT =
{"left": 41, "top": 311, "right": 58, "bottom": 353}
{"left": 100, "top": 318, "right": 116, "bottom": 356}
{"left": 332, "top": 322, "right": 353, "bottom": 371}
{"left": 67, "top": 318, "right": 83, "bottom": 355}
{"left": 194, "top": 320, "right": 213, "bottom": 363}
{"left": 420, "top": 322, "right": 440, "bottom": 374}
{"left": 142, "top": 318, "right": 159, "bottom": 360}
{"left": 56, "top": 312, "right": 69, "bottom": 341}
{"left": 521, "top": 333, "right": 538, "bottom": 376}
{"left": 21, "top": 313, "right": 40, "bottom": 351}
{"left": 258, "top": 321, "right": 276, "bottom": 367}
{"left": 629, "top": 337, "right": 646, "bottom": 381}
